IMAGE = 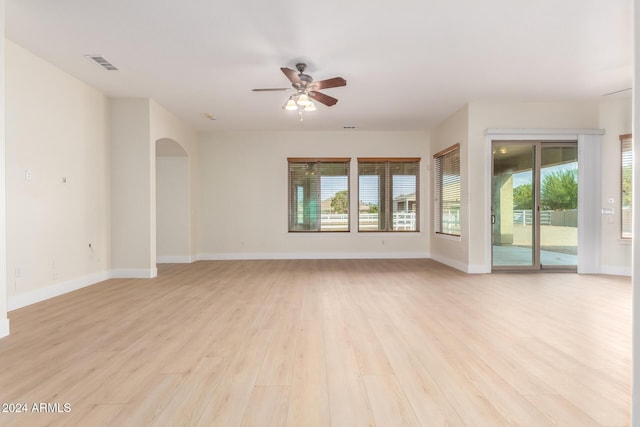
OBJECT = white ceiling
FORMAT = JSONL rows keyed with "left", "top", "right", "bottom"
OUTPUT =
{"left": 5, "top": 0, "right": 633, "bottom": 132}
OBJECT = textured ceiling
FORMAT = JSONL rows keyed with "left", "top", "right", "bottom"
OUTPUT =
{"left": 5, "top": 0, "right": 633, "bottom": 131}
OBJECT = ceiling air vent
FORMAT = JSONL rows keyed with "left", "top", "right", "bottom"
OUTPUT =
{"left": 84, "top": 55, "right": 118, "bottom": 71}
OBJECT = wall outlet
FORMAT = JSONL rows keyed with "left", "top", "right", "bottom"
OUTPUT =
{"left": 24, "top": 170, "right": 32, "bottom": 181}
{"left": 601, "top": 208, "right": 614, "bottom": 215}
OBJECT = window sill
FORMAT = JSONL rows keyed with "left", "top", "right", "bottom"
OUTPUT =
{"left": 435, "top": 233, "right": 462, "bottom": 242}
{"left": 286, "top": 231, "right": 424, "bottom": 236}
{"left": 288, "top": 230, "right": 351, "bottom": 234}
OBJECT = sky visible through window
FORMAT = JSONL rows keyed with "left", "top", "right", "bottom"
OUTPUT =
{"left": 512, "top": 162, "right": 577, "bottom": 188}
{"left": 319, "top": 175, "right": 417, "bottom": 204}
{"left": 320, "top": 176, "right": 348, "bottom": 201}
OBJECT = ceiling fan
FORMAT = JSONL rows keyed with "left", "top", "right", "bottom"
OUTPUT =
{"left": 252, "top": 63, "right": 347, "bottom": 113}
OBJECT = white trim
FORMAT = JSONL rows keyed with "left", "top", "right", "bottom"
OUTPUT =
{"left": 156, "top": 256, "right": 193, "bottom": 264}
{"left": 576, "top": 133, "right": 602, "bottom": 274}
{"left": 434, "top": 233, "right": 462, "bottom": 242}
{"left": 286, "top": 231, "right": 427, "bottom": 238}
{"left": 484, "top": 131, "right": 494, "bottom": 273}
{"left": 0, "top": 318, "right": 9, "bottom": 339}
{"left": 110, "top": 268, "right": 158, "bottom": 279}
{"left": 430, "top": 254, "right": 496, "bottom": 274}
{"left": 600, "top": 265, "right": 632, "bottom": 277}
{"left": 430, "top": 254, "right": 468, "bottom": 273}
{"left": 8, "top": 271, "right": 110, "bottom": 311}
{"left": 197, "top": 251, "right": 430, "bottom": 261}
{"left": 486, "top": 128, "right": 605, "bottom": 136}
{"left": 467, "top": 264, "right": 490, "bottom": 274}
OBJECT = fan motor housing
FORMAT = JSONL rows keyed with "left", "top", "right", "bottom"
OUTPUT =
{"left": 296, "top": 63, "right": 313, "bottom": 85}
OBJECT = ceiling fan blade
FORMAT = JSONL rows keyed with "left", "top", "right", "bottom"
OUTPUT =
{"left": 309, "top": 91, "right": 338, "bottom": 107}
{"left": 281, "top": 67, "right": 302, "bottom": 85}
{"left": 312, "top": 77, "right": 347, "bottom": 90}
{"left": 251, "top": 88, "right": 290, "bottom": 92}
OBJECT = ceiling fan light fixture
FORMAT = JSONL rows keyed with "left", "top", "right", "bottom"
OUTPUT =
{"left": 284, "top": 98, "right": 298, "bottom": 111}
{"left": 304, "top": 101, "right": 317, "bottom": 112}
{"left": 296, "top": 93, "right": 311, "bottom": 107}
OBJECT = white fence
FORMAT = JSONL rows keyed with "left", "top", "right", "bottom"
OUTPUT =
{"left": 320, "top": 212, "right": 417, "bottom": 230}
{"left": 512, "top": 209, "right": 577, "bottom": 227}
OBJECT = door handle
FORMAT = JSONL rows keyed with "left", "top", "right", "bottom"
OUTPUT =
{"left": 491, "top": 214, "right": 496, "bottom": 225}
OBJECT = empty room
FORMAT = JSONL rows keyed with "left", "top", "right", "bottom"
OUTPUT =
{"left": 0, "top": 1, "right": 638, "bottom": 426}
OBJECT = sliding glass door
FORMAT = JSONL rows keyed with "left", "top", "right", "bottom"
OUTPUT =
{"left": 492, "top": 143, "right": 536, "bottom": 268}
{"left": 492, "top": 142, "right": 578, "bottom": 270}
{"left": 539, "top": 145, "right": 578, "bottom": 267}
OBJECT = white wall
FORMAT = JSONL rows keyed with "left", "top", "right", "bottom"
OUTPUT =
{"left": 599, "top": 93, "right": 633, "bottom": 276}
{"left": 110, "top": 98, "right": 154, "bottom": 278}
{"left": 110, "top": 99, "right": 198, "bottom": 276}
{"left": 3, "top": 42, "right": 199, "bottom": 309}
{"left": 197, "top": 131, "right": 429, "bottom": 259}
{"left": 429, "top": 105, "right": 469, "bottom": 271}
{"left": 631, "top": 0, "right": 639, "bottom": 420}
{"left": 0, "top": 0, "right": 8, "bottom": 337}
{"left": 5, "top": 39, "right": 111, "bottom": 309}
{"left": 150, "top": 100, "right": 198, "bottom": 260}
{"left": 156, "top": 155, "right": 190, "bottom": 262}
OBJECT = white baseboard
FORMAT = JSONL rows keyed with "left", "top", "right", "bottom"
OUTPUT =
{"left": 196, "top": 251, "right": 430, "bottom": 261}
{"left": 110, "top": 268, "right": 158, "bottom": 279}
{"left": 429, "top": 254, "right": 469, "bottom": 273}
{"left": 466, "top": 264, "right": 491, "bottom": 274}
{"left": 8, "top": 271, "right": 110, "bottom": 311}
{"left": 8, "top": 267, "right": 163, "bottom": 312}
{"left": 599, "top": 265, "right": 632, "bottom": 277}
{"left": 157, "top": 256, "right": 193, "bottom": 264}
{"left": 0, "top": 317, "right": 9, "bottom": 339}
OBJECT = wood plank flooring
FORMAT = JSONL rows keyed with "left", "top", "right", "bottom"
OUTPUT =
{"left": 0, "top": 259, "right": 632, "bottom": 426}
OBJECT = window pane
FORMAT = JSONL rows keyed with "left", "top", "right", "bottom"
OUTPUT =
{"left": 358, "top": 159, "right": 420, "bottom": 232}
{"left": 434, "top": 145, "right": 461, "bottom": 236}
{"left": 319, "top": 165, "right": 349, "bottom": 231}
{"left": 358, "top": 162, "right": 385, "bottom": 230}
{"left": 391, "top": 162, "right": 418, "bottom": 231}
{"left": 288, "top": 159, "right": 350, "bottom": 232}
{"left": 622, "top": 135, "right": 632, "bottom": 239}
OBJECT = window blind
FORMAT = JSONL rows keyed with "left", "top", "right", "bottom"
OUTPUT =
{"left": 288, "top": 158, "right": 350, "bottom": 232}
{"left": 621, "top": 134, "right": 632, "bottom": 239}
{"left": 434, "top": 144, "right": 461, "bottom": 236}
{"left": 357, "top": 158, "right": 420, "bottom": 232}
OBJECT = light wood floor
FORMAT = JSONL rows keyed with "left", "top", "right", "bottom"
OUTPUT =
{"left": 0, "top": 259, "right": 631, "bottom": 426}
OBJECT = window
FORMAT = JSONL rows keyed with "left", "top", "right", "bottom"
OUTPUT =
{"left": 434, "top": 144, "right": 461, "bottom": 236}
{"left": 288, "top": 158, "right": 350, "bottom": 232}
{"left": 621, "top": 134, "right": 632, "bottom": 239}
{"left": 357, "top": 158, "right": 420, "bottom": 231}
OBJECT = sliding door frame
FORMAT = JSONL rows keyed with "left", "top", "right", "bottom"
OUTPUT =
{"left": 491, "top": 141, "right": 579, "bottom": 271}
{"left": 485, "top": 129, "right": 603, "bottom": 274}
